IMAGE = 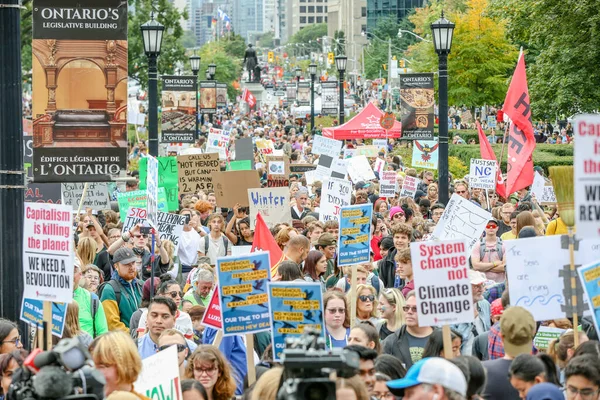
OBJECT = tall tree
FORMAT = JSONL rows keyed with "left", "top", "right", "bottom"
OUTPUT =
{"left": 198, "top": 41, "right": 243, "bottom": 99}
{"left": 289, "top": 23, "right": 328, "bottom": 53}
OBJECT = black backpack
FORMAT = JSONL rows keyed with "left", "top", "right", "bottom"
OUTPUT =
{"left": 90, "top": 292, "right": 99, "bottom": 337}
{"left": 97, "top": 279, "right": 143, "bottom": 306}
{"left": 204, "top": 235, "right": 230, "bottom": 256}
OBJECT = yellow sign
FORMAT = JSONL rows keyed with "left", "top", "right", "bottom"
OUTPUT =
{"left": 268, "top": 51, "right": 274, "bottom": 63}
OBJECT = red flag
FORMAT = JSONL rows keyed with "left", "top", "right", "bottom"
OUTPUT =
{"left": 477, "top": 122, "right": 506, "bottom": 198}
{"left": 502, "top": 51, "right": 535, "bottom": 194}
{"left": 242, "top": 88, "right": 256, "bottom": 108}
{"left": 251, "top": 213, "right": 283, "bottom": 277}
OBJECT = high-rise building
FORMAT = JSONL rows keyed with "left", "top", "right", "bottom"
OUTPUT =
{"left": 286, "top": 0, "right": 329, "bottom": 42}
{"left": 264, "top": 0, "right": 276, "bottom": 36}
{"left": 366, "top": 0, "right": 425, "bottom": 32}
{"left": 233, "top": 0, "right": 264, "bottom": 43}
{"left": 328, "top": 0, "right": 368, "bottom": 74}
{"left": 191, "top": 0, "right": 232, "bottom": 47}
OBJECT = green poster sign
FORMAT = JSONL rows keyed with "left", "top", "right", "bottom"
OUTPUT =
{"left": 139, "top": 157, "right": 179, "bottom": 212}
{"left": 117, "top": 188, "right": 168, "bottom": 222}
{"left": 227, "top": 160, "right": 252, "bottom": 171}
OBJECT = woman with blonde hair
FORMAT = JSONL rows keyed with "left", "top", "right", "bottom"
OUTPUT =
{"left": 516, "top": 211, "right": 537, "bottom": 237}
{"left": 77, "top": 237, "right": 97, "bottom": 270}
{"left": 63, "top": 302, "right": 93, "bottom": 347}
{"left": 377, "top": 288, "right": 406, "bottom": 340}
{"left": 250, "top": 367, "right": 283, "bottom": 400}
{"left": 92, "top": 331, "right": 148, "bottom": 399}
{"left": 184, "top": 345, "right": 236, "bottom": 400}
{"left": 355, "top": 284, "right": 383, "bottom": 328}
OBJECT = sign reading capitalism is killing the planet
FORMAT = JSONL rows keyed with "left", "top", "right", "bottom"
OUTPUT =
{"left": 161, "top": 75, "right": 197, "bottom": 143}
{"left": 32, "top": 0, "right": 128, "bottom": 183}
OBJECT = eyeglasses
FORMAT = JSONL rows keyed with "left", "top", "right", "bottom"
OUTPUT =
{"left": 194, "top": 366, "right": 219, "bottom": 376}
{"left": 133, "top": 234, "right": 148, "bottom": 239}
{"left": 456, "top": 190, "right": 467, "bottom": 194}
{"left": 564, "top": 386, "right": 600, "bottom": 399}
{"left": 486, "top": 224, "right": 498, "bottom": 229}
{"left": 392, "top": 213, "right": 404, "bottom": 218}
{"left": 158, "top": 344, "right": 187, "bottom": 353}
{"left": 358, "top": 295, "right": 375, "bottom": 302}
{"left": 109, "top": 235, "right": 121, "bottom": 240}
{"left": 326, "top": 308, "right": 345, "bottom": 314}
{"left": 373, "top": 392, "right": 395, "bottom": 400}
{"left": 168, "top": 291, "right": 184, "bottom": 299}
{"left": 2, "top": 337, "right": 21, "bottom": 346}
{"left": 402, "top": 306, "right": 417, "bottom": 313}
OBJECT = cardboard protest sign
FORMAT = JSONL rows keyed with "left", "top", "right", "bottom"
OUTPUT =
{"left": 206, "top": 127, "right": 230, "bottom": 160}
{"left": 578, "top": 261, "right": 600, "bottom": 336}
{"left": 469, "top": 159, "right": 497, "bottom": 190}
{"left": 146, "top": 156, "right": 159, "bottom": 228}
{"left": 216, "top": 252, "right": 271, "bottom": 336}
{"left": 20, "top": 298, "right": 67, "bottom": 337}
{"left": 227, "top": 160, "right": 252, "bottom": 171}
{"left": 380, "top": 171, "right": 397, "bottom": 197}
{"left": 201, "top": 287, "right": 222, "bottom": 329}
{"left": 432, "top": 194, "right": 492, "bottom": 251}
{"left": 399, "top": 176, "right": 420, "bottom": 198}
{"left": 411, "top": 239, "right": 474, "bottom": 326}
{"left": 354, "top": 145, "right": 379, "bottom": 158}
{"left": 235, "top": 137, "right": 255, "bottom": 168}
{"left": 312, "top": 135, "right": 343, "bottom": 158}
{"left": 506, "top": 235, "right": 600, "bottom": 321}
{"left": 248, "top": 188, "right": 291, "bottom": 229}
{"left": 267, "top": 282, "right": 325, "bottom": 362}
{"left": 575, "top": 114, "right": 600, "bottom": 238}
{"left": 23, "top": 203, "right": 74, "bottom": 303}
{"left": 373, "top": 139, "right": 388, "bottom": 154}
{"left": 320, "top": 178, "right": 352, "bottom": 222}
{"left": 213, "top": 171, "right": 261, "bottom": 208}
{"left": 116, "top": 189, "right": 167, "bottom": 222}
{"left": 412, "top": 140, "right": 439, "bottom": 170}
{"left": 123, "top": 207, "right": 186, "bottom": 252}
{"left": 347, "top": 155, "right": 376, "bottom": 182}
{"left": 266, "top": 156, "right": 290, "bottom": 187}
{"left": 533, "top": 326, "right": 565, "bottom": 351}
{"left": 134, "top": 345, "right": 182, "bottom": 400}
{"left": 338, "top": 204, "right": 372, "bottom": 266}
{"left": 139, "top": 157, "right": 178, "bottom": 212}
{"left": 60, "top": 183, "right": 110, "bottom": 211}
{"left": 177, "top": 153, "right": 220, "bottom": 194}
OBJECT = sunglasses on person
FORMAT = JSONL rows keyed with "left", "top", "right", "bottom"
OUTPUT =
{"left": 358, "top": 295, "right": 375, "bottom": 302}
{"left": 402, "top": 306, "right": 418, "bottom": 313}
{"left": 486, "top": 223, "right": 498, "bottom": 229}
{"left": 158, "top": 344, "right": 187, "bottom": 353}
{"left": 133, "top": 234, "right": 148, "bottom": 239}
{"left": 326, "top": 308, "right": 345, "bottom": 314}
{"left": 455, "top": 190, "right": 467, "bottom": 194}
{"left": 168, "top": 291, "right": 184, "bottom": 299}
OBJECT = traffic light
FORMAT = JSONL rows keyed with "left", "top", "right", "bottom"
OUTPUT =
{"left": 268, "top": 51, "right": 274, "bottom": 63}
{"left": 382, "top": 64, "right": 387, "bottom": 71}
{"left": 400, "top": 59, "right": 405, "bottom": 68}
{"left": 328, "top": 52, "right": 334, "bottom": 65}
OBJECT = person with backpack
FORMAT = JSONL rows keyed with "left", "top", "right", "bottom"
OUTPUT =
{"left": 98, "top": 247, "right": 143, "bottom": 333}
{"left": 197, "top": 213, "right": 232, "bottom": 266}
{"left": 73, "top": 263, "right": 108, "bottom": 338}
{"left": 471, "top": 218, "right": 506, "bottom": 283}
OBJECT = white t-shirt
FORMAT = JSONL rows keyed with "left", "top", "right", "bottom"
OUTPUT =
{"left": 199, "top": 234, "right": 231, "bottom": 265}
{"left": 137, "top": 309, "right": 194, "bottom": 339}
{"left": 178, "top": 229, "right": 201, "bottom": 266}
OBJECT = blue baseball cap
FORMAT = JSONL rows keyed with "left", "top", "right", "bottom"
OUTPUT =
{"left": 387, "top": 358, "right": 467, "bottom": 396}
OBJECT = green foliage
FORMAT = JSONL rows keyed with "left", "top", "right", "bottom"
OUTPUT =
{"left": 221, "top": 34, "right": 247, "bottom": 58}
{"left": 334, "top": 30, "right": 346, "bottom": 55}
{"left": 198, "top": 41, "right": 242, "bottom": 99}
{"left": 179, "top": 30, "right": 198, "bottom": 49}
{"left": 289, "top": 24, "right": 327, "bottom": 52}
{"left": 21, "top": 0, "right": 33, "bottom": 79}
{"left": 257, "top": 32, "right": 275, "bottom": 49}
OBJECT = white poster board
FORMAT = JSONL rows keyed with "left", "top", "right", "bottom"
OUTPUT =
{"left": 123, "top": 207, "right": 186, "bottom": 253}
{"left": 380, "top": 171, "right": 397, "bottom": 197}
{"left": 531, "top": 172, "right": 557, "bottom": 204}
{"left": 206, "top": 127, "right": 231, "bottom": 160}
{"left": 313, "top": 135, "right": 343, "bottom": 158}
{"left": 469, "top": 159, "right": 497, "bottom": 190}
{"left": 320, "top": 178, "right": 352, "bottom": 222}
{"left": 432, "top": 194, "right": 492, "bottom": 251}
{"left": 574, "top": 114, "right": 600, "bottom": 239}
{"left": 411, "top": 239, "right": 474, "bottom": 326}
{"left": 248, "top": 187, "right": 291, "bottom": 229}
{"left": 23, "top": 203, "right": 74, "bottom": 303}
{"left": 146, "top": 155, "right": 159, "bottom": 228}
{"left": 374, "top": 158, "right": 385, "bottom": 177}
{"left": 373, "top": 139, "right": 388, "bottom": 154}
{"left": 134, "top": 345, "right": 183, "bottom": 400}
{"left": 347, "top": 155, "right": 376, "bottom": 182}
{"left": 61, "top": 183, "right": 110, "bottom": 211}
{"left": 399, "top": 176, "right": 420, "bottom": 198}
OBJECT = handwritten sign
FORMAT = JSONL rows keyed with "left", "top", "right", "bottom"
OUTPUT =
{"left": 20, "top": 298, "right": 67, "bottom": 337}
{"left": 373, "top": 139, "right": 388, "bottom": 155}
{"left": 216, "top": 251, "right": 271, "bottom": 336}
{"left": 531, "top": 172, "right": 557, "bottom": 204}
{"left": 320, "top": 178, "right": 352, "bottom": 222}
{"left": 135, "top": 346, "right": 182, "bottom": 400}
{"left": 248, "top": 187, "right": 291, "bottom": 229}
{"left": 313, "top": 135, "right": 343, "bottom": 159}
{"left": 578, "top": 261, "right": 600, "bottom": 336}
{"left": 575, "top": 114, "right": 600, "bottom": 239}
{"left": 267, "top": 282, "right": 324, "bottom": 362}
{"left": 380, "top": 171, "right": 397, "bottom": 197}
{"left": 116, "top": 189, "right": 167, "bottom": 222}
{"left": 374, "top": 158, "right": 385, "bottom": 177}
{"left": 60, "top": 183, "right": 110, "bottom": 211}
{"left": 432, "top": 194, "right": 492, "bottom": 251}
{"left": 139, "top": 157, "right": 179, "bottom": 212}
{"left": 399, "top": 176, "right": 420, "bottom": 198}
{"left": 338, "top": 204, "right": 372, "bottom": 266}
{"left": 206, "top": 127, "right": 230, "bottom": 160}
{"left": 23, "top": 202, "right": 73, "bottom": 303}
{"left": 411, "top": 239, "right": 473, "bottom": 326}
{"left": 469, "top": 159, "right": 497, "bottom": 190}
{"left": 347, "top": 155, "right": 376, "bottom": 182}
{"left": 266, "top": 156, "right": 290, "bottom": 187}
{"left": 123, "top": 207, "right": 186, "bottom": 252}
{"left": 256, "top": 139, "right": 275, "bottom": 158}
{"left": 177, "top": 153, "right": 220, "bottom": 194}
{"left": 146, "top": 155, "right": 159, "bottom": 228}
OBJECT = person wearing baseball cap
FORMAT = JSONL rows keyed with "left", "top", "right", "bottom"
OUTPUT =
{"left": 482, "top": 306, "right": 536, "bottom": 400}
{"left": 471, "top": 217, "right": 506, "bottom": 283}
{"left": 452, "top": 270, "right": 491, "bottom": 355}
{"left": 387, "top": 357, "right": 467, "bottom": 399}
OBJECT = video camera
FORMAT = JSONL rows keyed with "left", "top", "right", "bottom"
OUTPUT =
{"left": 7, "top": 338, "right": 105, "bottom": 400}
{"left": 276, "top": 328, "right": 359, "bottom": 400}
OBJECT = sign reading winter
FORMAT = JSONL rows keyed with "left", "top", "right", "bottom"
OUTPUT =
{"left": 469, "top": 159, "right": 497, "bottom": 190}
{"left": 247, "top": 187, "right": 291, "bottom": 229}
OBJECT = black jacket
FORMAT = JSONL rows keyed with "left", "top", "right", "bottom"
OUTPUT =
{"left": 381, "top": 325, "right": 437, "bottom": 369}
{"left": 379, "top": 248, "right": 401, "bottom": 289}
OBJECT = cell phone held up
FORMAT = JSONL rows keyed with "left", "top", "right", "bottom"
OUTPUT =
{"left": 140, "top": 226, "right": 152, "bottom": 235}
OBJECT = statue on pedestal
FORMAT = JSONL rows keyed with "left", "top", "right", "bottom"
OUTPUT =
{"left": 243, "top": 44, "right": 258, "bottom": 82}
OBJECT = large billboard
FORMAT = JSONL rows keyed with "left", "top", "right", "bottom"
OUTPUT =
{"left": 32, "top": 0, "right": 128, "bottom": 182}
{"left": 399, "top": 73, "right": 435, "bottom": 140}
{"left": 161, "top": 75, "right": 197, "bottom": 143}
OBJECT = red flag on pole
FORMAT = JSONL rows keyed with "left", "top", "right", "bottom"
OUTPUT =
{"left": 251, "top": 213, "right": 283, "bottom": 277}
{"left": 502, "top": 51, "right": 535, "bottom": 195}
{"left": 242, "top": 88, "right": 256, "bottom": 108}
{"left": 477, "top": 122, "right": 506, "bottom": 198}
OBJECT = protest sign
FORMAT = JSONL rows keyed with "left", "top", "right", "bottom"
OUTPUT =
{"left": 412, "top": 140, "right": 439, "bottom": 170}
{"left": 213, "top": 171, "right": 261, "bottom": 208}
{"left": 399, "top": 176, "right": 420, "bottom": 198}
{"left": 267, "top": 282, "right": 325, "bottom": 362}
{"left": 313, "top": 135, "right": 343, "bottom": 158}
{"left": 432, "top": 194, "right": 492, "bottom": 251}
{"left": 139, "top": 157, "right": 178, "bottom": 212}
{"left": 380, "top": 171, "right": 397, "bottom": 197}
{"left": 533, "top": 326, "right": 565, "bottom": 351}
{"left": 315, "top": 155, "right": 346, "bottom": 181}
{"left": 320, "top": 178, "right": 352, "bottom": 222}
{"left": 135, "top": 345, "right": 182, "bottom": 400}
{"left": 60, "top": 183, "right": 110, "bottom": 211}
{"left": 347, "top": 155, "right": 376, "bottom": 182}
{"left": 232, "top": 246, "right": 252, "bottom": 256}
{"left": 374, "top": 158, "right": 385, "bottom": 177}
{"left": 373, "top": 139, "right": 388, "bottom": 154}
{"left": 227, "top": 160, "right": 252, "bottom": 171}
{"left": 506, "top": 235, "right": 600, "bottom": 321}
{"left": 578, "top": 261, "right": 600, "bottom": 336}
{"left": 487, "top": 115, "right": 497, "bottom": 128}
{"left": 469, "top": 159, "right": 497, "bottom": 190}
{"left": 23, "top": 203, "right": 73, "bottom": 303}
{"left": 123, "top": 208, "right": 186, "bottom": 252}
{"left": 256, "top": 138, "right": 275, "bottom": 158}
{"left": 338, "top": 204, "right": 372, "bottom": 266}
{"left": 216, "top": 252, "right": 271, "bottom": 336}
{"left": 177, "top": 153, "right": 220, "bottom": 194}
{"left": 248, "top": 188, "right": 291, "bottom": 229}
{"left": 411, "top": 239, "right": 473, "bottom": 326}
{"left": 531, "top": 172, "right": 558, "bottom": 204}
{"left": 116, "top": 189, "right": 167, "bottom": 222}
{"left": 201, "top": 287, "right": 222, "bottom": 329}
{"left": 354, "top": 146, "right": 380, "bottom": 158}
{"left": 290, "top": 164, "right": 317, "bottom": 174}
{"left": 343, "top": 148, "right": 357, "bottom": 159}
{"left": 575, "top": 114, "right": 600, "bottom": 238}
{"left": 26, "top": 183, "right": 62, "bottom": 204}
{"left": 20, "top": 298, "right": 67, "bottom": 337}
{"left": 146, "top": 155, "right": 159, "bottom": 228}
{"left": 206, "top": 127, "right": 230, "bottom": 160}
{"left": 235, "top": 137, "right": 255, "bottom": 168}
{"left": 266, "top": 156, "right": 290, "bottom": 187}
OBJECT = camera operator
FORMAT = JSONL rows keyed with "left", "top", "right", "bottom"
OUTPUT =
{"left": 0, "top": 350, "right": 27, "bottom": 399}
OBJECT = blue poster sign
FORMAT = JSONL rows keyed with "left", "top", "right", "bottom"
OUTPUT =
{"left": 487, "top": 115, "right": 497, "bottom": 128}
{"left": 20, "top": 298, "right": 67, "bottom": 337}
{"left": 338, "top": 204, "right": 373, "bottom": 266}
{"left": 216, "top": 251, "right": 271, "bottom": 336}
{"left": 578, "top": 261, "right": 600, "bottom": 335}
{"left": 267, "top": 282, "right": 325, "bottom": 362}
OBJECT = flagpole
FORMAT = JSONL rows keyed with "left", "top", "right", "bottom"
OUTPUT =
{"left": 498, "top": 121, "right": 510, "bottom": 177}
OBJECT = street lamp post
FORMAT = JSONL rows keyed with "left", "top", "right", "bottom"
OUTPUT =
{"left": 335, "top": 55, "right": 347, "bottom": 125}
{"left": 208, "top": 64, "right": 216, "bottom": 123}
{"left": 431, "top": 13, "right": 455, "bottom": 206}
{"left": 189, "top": 55, "right": 201, "bottom": 141}
{"left": 140, "top": 16, "right": 165, "bottom": 157}
{"left": 309, "top": 63, "right": 317, "bottom": 134}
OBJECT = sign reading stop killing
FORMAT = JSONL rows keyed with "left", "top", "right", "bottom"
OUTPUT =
{"left": 410, "top": 239, "right": 473, "bottom": 326}
{"left": 23, "top": 203, "right": 74, "bottom": 303}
